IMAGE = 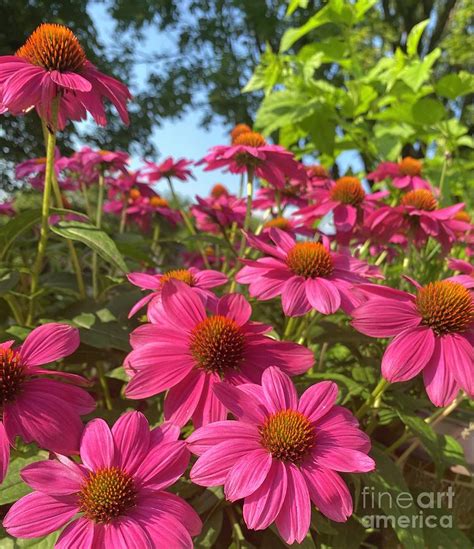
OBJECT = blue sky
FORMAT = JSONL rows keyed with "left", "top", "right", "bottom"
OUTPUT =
{"left": 85, "top": 3, "right": 363, "bottom": 199}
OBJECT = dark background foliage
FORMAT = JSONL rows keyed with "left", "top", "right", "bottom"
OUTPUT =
{"left": 0, "top": 0, "right": 471, "bottom": 190}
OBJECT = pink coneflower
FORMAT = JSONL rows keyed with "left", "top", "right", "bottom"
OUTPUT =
{"left": 124, "top": 281, "right": 314, "bottom": 427}
{"left": 125, "top": 194, "right": 181, "bottom": 230}
{"left": 3, "top": 411, "right": 201, "bottom": 546}
{"left": 351, "top": 279, "right": 474, "bottom": 406}
{"left": 188, "top": 367, "right": 374, "bottom": 544}
{"left": 198, "top": 132, "right": 305, "bottom": 189}
{"left": 0, "top": 323, "right": 94, "bottom": 483}
{"left": 191, "top": 193, "right": 246, "bottom": 234}
{"left": 127, "top": 266, "right": 228, "bottom": 320}
{"left": 448, "top": 258, "right": 474, "bottom": 287}
{"left": 367, "top": 157, "right": 433, "bottom": 191}
{"left": 368, "top": 190, "right": 468, "bottom": 252}
{"left": 15, "top": 150, "right": 75, "bottom": 190}
{"left": 0, "top": 199, "right": 15, "bottom": 216}
{"left": 0, "top": 23, "right": 130, "bottom": 129}
{"left": 75, "top": 146, "right": 129, "bottom": 178}
{"left": 144, "top": 157, "right": 194, "bottom": 182}
{"left": 261, "top": 216, "right": 312, "bottom": 239}
{"left": 236, "top": 228, "right": 380, "bottom": 316}
{"left": 297, "top": 176, "right": 388, "bottom": 234}
{"left": 305, "top": 164, "right": 333, "bottom": 191}
{"left": 253, "top": 180, "right": 308, "bottom": 211}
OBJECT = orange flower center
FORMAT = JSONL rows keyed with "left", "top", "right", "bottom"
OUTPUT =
{"left": 190, "top": 316, "right": 245, "bottom": 374}
{"left": 399, "top": 156, "right": 422, "bottom": 176}
{"left": 308, "top": 165, "right": 329, "bottom": 178}
{"left": 401, "top": 189, "right": 437, "bottom": 211}
{"left": 79, "top": 467, "right": 136, "bottom": 523}
{"left": 330, "top": 177, "right": 365, "bottom": 206}
{"left": 161, "top": 269, "right": 195, "bottom": 286}
{"left": 454, "top": 210, "right": 471, "bottom": 223}
{"left": 286, "top": 242, "right": 333, "bottom": 279}
{"left": 265, "top": 217, "right": 292, "bottom": 230}
{"left": 128, "top": 188, "right": 141, "bottom": 200}
{"left": 233, "top": 131, "right": 266, "bottom": 148}
{"left": 211, "top": 184, "right": 229, "bottom": 199}
{"left": 260, "top": 409, "right": 314, "bottom": 464}
{"left": 16, "top": 23, "right": 86, "bottom": 72}
{"left": 150, "top": 196, "right": 169, "bottom": 208}
{"left": 231, "top": 124, "right": 252, "bottom": 143}
{"left": 415, "top": 281, "right": 473, "bottom": 336}
{"left": 0, "top": 348, "right": 26, "bottom": 404}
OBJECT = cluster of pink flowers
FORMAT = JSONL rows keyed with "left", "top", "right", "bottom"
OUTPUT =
{"left": 1, "top": 21, "right": 473, "bottom": 549}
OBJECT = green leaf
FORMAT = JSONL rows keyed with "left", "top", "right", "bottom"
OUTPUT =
{"left": 411, "top": 97, "right": 446, "bottom": 125}
{"left": 0, "top": 271, "right": 20, "bottom": 296}
{"left": 363, "top": 448, "right": 425, "bottom": 549}
{"left": 280, "top": 3, "right": 334, "bottom": 52}
{"left": 435, "top": 71, "right": 474, "bottom": 100}
{"left": 0, "top": 209, "right": 41, "bottom": 260}
{"left": 354, "top": 0, "right": 377, "bottom": 21}
{"left": 406, "top": 19, "right": 429, "bottom": 57}
{"left": 286, "top": 0, "right": 309, "bottom": 17}
{"left": 396, "top": 411, "right": 466, "bottom": 475}
{"left": 106, "top": 366, "right": 129, "bottom": 381}
{"left": 0, "top": 450, "right": 49, "bottom": 505}
{"left": 13, "top": 532, "right": 60, "bottom": 548}
{"left": 50, "top": 221, "right": 128, "bottom": 273}
{"left": 194, "top": 508, "right": 223, "bottom": 547}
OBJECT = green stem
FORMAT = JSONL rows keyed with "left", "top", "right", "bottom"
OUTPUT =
{"left": 92, "top": 171, "right": 105, "bottom": 299}
{"left": 151, "top": 222, "right": 161, "bottom": 254}
{"left": 41, "top": 119, "right": 86, "bottom": 300}
{"left": 356, "top": 378, "right": 390, "bottom": 419}
{"left": 80, "top": 181, "right": 92, "bottom": 219}
{"left": 228, "top": 168, "right": 254, "bottom": 292}
{"left": 235, "top": 166, "right": 255, "bottom": 263}
{"left": 27, "top": 101, "right": 58, "bottom": 325}
{"left": 438, "top": 151, "right": 449, "bottom": 202}
{"left": 225, "top": 506, "right": 245, "bottom": 547}
{"left": 97, "top": 362, "right": 113, "bottom": 411}
{"left": 283, "top": 316, "right": 297, "bottom": 339}
{"left": 3, "top": 295, "right": 24, "bottom": 325}
{"left": 119, "top": 198, "right": 127, "bottom": 234}
{"left": 167, "top": 177, "right": 210, "bottom": 268}
{"left": 375, "top": 250, "right": 388, "bottom": 266}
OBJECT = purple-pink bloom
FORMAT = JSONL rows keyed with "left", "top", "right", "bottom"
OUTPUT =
{"left": 0, "top": 23, "right": 130, "bottom": 129}
{"left": 191, "top": 192, "right": 246, "bottom": 234}
{"left": 198, "top": 131, "right": 305, "bottom": 189}
{"left": 127, "top": 266, "right": 228, "bottom": 320}
{"left": 297, "top": 176, "right": 388, "bottom": 234}
{"left": 236, "top": 228, "right": 380, "bottom": 317}
{"left": 0, "top": 199, "right": 15, "bottom": 217}
{"left": 367, "top": 157, "right": 433, "bottom": 192}
{"left": 367, "top": 190, "right": 468, "bottom": 252}
{"left": 144, "top": 157, "right": 194, "bottom": 182}
{"left": 188, "top": 367, "right": 374, "bottom": 544}
{"left": 0, "top": 323, "right": 94, "bottom": 483}
{"left": 124, "top": 281, "right": 314, "bottom": 427}
{"left": 3, "top": 412, "right": 201, "bottom": 547}
{"left": 351, "top": 279, "right": 474, "bottom": 406}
